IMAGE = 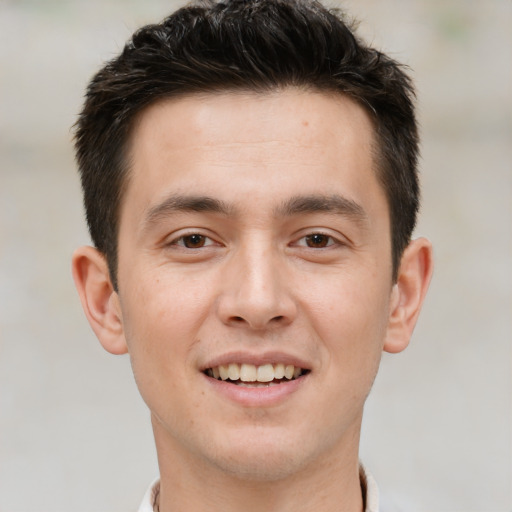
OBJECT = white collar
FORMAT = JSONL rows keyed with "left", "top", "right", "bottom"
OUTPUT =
{"left": 137, "top": 476, "right": 160, "bottom": 512}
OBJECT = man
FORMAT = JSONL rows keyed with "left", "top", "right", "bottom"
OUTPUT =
{"left": 72, "top": 1, "right": 433, "bottom": 510}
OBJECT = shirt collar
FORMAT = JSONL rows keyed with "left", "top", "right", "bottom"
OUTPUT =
{"left": 360, "top": 463, "right": 379, "bottom": 511}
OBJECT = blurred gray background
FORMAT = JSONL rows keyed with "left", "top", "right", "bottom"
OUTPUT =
{"left": 0, "top": 0, "right": 510, "bottom": 510}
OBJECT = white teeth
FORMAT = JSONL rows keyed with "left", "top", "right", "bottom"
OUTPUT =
{"left": 274, "top": 363, "right": 285, "bottom": 379}
{"left": 228, "top": 363, "right": 240, "bottom": 380}
{"left": 238, "top": 381, "right": 281, "bottom": 388}
{"left": 238, "top": 382, "right": 270, "bottom": 388}
{"left": 240, "top": 363, "right": 257, "bottom": 382}
{"left": 256, "top": 364, "right": 275, "bottom": 382}
{"left": 219, "top": 364, "right": 229, "bottom": 380}
{"left": 207, "top": 363, "right": 305, "bottom": 383}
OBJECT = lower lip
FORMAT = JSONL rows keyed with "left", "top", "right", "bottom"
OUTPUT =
{"left": 203, "top": 374, "right": 308, "bottom": 407}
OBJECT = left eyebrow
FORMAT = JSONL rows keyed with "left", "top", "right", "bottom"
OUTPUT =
{"left": 275, "top": 194, "right": 368, "bottom": 224}
{"left": 143, "top": 194, "right": 234, "bottom": 228}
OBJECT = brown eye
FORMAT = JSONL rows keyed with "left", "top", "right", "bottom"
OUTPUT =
{"left": 182, "top": 234, "right": 207, "bottom": 248}
{"left": 305, "top": 234, "right": 331, "bottom": 248}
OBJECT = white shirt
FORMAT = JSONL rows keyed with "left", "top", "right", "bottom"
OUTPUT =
{"left": 137, "top": 464, "right": 379, "bottom": 512}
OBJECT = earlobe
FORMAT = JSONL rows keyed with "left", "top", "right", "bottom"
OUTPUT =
{"left": 71, "top": 246, "right": 128, "bottom": 355}
{"left": 383, "top": 237, "right": 433, "bottom": 354}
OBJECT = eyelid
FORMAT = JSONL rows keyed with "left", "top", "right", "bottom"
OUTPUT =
{"left": 165, "top": 229, "right": 222, "bottom": 248}
{"left": 291, "top": 230, "right": 346, "bottom": 248}
{"left": 172, "top": 234, "right": 215, "bottom": 247}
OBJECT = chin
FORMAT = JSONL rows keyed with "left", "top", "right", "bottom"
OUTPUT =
{"left": 199, "top": 427, "right": 320, "bottom": 482}
{"left": 208, "top": 448, "right": 308, "bottom": 482}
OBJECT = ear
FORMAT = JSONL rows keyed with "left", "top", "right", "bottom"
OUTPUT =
{"left": 71, "top": 246, "right": 128, "bottom": 355}
{"left": 383, "top": 237, "right": 433, "bottom": 354}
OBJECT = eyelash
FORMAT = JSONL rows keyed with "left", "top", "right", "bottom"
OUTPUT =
{"left": 294, "top": 233, "right": 339, "bottom": 249}
{"left": 171, "top": 233, "right": 216, "bottom": 249}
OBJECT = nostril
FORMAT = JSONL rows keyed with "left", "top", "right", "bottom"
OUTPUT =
{"left": 225, "top": 312, "right": 292, "bottom": 329}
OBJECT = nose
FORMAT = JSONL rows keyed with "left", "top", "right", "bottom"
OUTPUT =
{"left": 216, "top": 242, "right": 297, "bottom": 330}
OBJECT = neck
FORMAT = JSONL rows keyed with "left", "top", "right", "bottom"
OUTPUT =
{"left": 152, "top": 416, "right": 364, "bottom": 512}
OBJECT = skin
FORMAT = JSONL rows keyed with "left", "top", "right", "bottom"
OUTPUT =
{"left": 73, "top": 89, "right": 433, "bottom": 512}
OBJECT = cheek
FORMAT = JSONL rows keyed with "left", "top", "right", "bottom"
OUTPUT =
{"left": 118, "top": 270, "right": 212, "bottom": 398}
{"left": 121, "top": 265, "right": 213, "bottom": 340}
{"left": 301, "top": 269, "right": 391, "bottom": 368}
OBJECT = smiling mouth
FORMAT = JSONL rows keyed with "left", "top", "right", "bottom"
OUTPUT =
{"left": 204, "top": 363, "right": 309, "bottom": 387}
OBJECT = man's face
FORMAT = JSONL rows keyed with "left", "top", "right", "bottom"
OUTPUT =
{"left": 115, "top": 89, "right": 395, "bottom": 478}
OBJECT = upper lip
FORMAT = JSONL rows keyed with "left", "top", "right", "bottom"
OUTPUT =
{"left": 200, "top": 351, "right": 312, "bottom": 371}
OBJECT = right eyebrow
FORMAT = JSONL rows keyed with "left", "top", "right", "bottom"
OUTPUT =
{"left": 276, "top": 194, "right": 368, "bottom": 223}
{"left": 142, "top": 194, "right": 234, "bottom": 228}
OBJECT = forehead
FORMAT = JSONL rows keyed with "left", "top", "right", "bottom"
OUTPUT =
{"left": 123, "top": 89, "right": 381, "bottom": 219}
{"left": 130, "top": 88, "right": 375, "bottom": 154}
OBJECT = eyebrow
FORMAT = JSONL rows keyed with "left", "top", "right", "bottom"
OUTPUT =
{"left": 142, "top": 192, "right": 368, "bottom": 229}
{"left": 143, "top": 194, "right": 233, "bottom": 227}
{"left": 276, "top": 194, "right": 368, "bottom": 222}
